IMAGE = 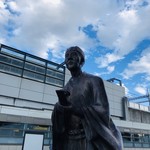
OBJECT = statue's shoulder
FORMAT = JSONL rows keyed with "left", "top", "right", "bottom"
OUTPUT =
{"left": 83, "top": 72, "right": 103, "bottom": 83}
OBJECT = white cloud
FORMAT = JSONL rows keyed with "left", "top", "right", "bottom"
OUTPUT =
{"left": 0, "top": 0, "right": 150, "bottom": 66}
{"left": 0, "top": 1, "right": 10, "bottom": 42}
{"left": 7, "top": 1, "right": 20, "bottom": 12}
{"left": 5, "top": 0, "right": 102, "bottom": 59}
{"left": 95, "top": 53, "right": 123, "bottom": 68}
{"left": 122, "top": 48, "right": 150, "bottom": 79}
{"left": 96, "top": 8, "right": 140, "bottom": 55}
{"left": 95, "top": 0, "right": 150, "bottom": 67}
{"left": 107, "top": 65, "right": 115, "bottom": 73}
{"left": 0, "top": 38, "right": 5, "bottom": 44}
{"left": 134, "top": 84, "right": 147, "bottom": 95}
{"left": 93, "top": 72, "right": 101, "bottom": 77}
{"left": 0, "top": 0, "right": 5, "bottom": 8}
{"left": 93, "top": 65, "right": 115, "bottom": 76}
{"left": 145, "top": 76, "right": 150, "bottom": 81}
{"left": 0, "top": 0, "right": 125, "bottom": 60}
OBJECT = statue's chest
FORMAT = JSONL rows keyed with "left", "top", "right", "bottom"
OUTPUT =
{"left": 66, "top": 79, "right": 93, "bottom": 106}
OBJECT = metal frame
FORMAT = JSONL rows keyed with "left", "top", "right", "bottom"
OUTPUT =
{"left": 0, "top": 44, "right": 65, "bottom": 87}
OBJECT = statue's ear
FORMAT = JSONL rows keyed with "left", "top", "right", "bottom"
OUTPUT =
{"left": 77, "top": 54, "right": 84, "bottom": 67}
{"left": 79, "top": 58, "right": 84, "bottom": 68}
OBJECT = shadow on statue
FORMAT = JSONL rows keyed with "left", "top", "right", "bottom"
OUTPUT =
{"left": 52, "top": 46, "right": 123, "bottom": 150}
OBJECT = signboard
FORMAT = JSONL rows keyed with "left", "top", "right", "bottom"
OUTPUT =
{"left": 22, "top": 131, "right": 44, "bottom": 150}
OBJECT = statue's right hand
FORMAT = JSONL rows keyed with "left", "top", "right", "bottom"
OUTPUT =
{"left": 56, "top": 90, "right": 71, "bottom": 106}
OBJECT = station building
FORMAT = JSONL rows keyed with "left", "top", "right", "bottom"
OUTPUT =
{"left": 0, "top": 44, "right": 150, "bottom": 150}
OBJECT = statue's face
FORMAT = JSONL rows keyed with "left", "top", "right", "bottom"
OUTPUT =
{"left": 65, "top": 50, "right": 81, "bottom": 71}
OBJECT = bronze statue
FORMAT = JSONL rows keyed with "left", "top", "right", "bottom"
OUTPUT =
{"left": 52, "top": 46, "right": 123, "bottom": 150}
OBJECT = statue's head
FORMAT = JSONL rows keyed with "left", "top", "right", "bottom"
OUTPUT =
{"left": 56, "top": 46, "right": 85, "bottom": 70}
{"left": 65, "top": 46, "right": 85, "bottom": 67}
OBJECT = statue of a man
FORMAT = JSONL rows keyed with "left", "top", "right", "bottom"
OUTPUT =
{"left": 52, "top": 46, "right": 123, "bottom": 150}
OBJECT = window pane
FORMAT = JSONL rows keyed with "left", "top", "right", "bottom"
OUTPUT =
{"left": 26, "top": 124, "right": 50, "bottom": 138}
{"left": 10, "top": 66, "right": 22, "bottom": 75}
{"left": 47, "top": 69, "right": 64, "bottom": 79}
{"left": 47, "top": 69, "right": 55, "bottom": 77}
{"left": 23, "top": 70, "right": 44, "bottom": 81}
{"left": 122, "top": 132, "right": 133, "bottom": 148}
{"left": 0, "top": 122, "right": 51, "bottom": 145}
{"left": 11, "top": 59, "right": 23, "bottom": 67}
{"left": 47, "top": 63, "right": 58, "bottom": 70}
{"left": 143, "top": 134, "right": 150, "bottom": 143}
{"left": 0, "top": 137, "right": 23, "bottom": 144}
{"left": 0, "top": 54, "right": 11, "bottom": 63}
{"left": 0, "top": 64, "right": 10, "bottom": 72}
{"left": 0, "top": 64, "right": 22, "bottom": 75}
{"left": 1, "top": 47, "right": 24, "bottom": 58}
{"left": 56, "top": 72, "right": 64, "bottom": 79}
{"left": 133, "top": 133, "right": 142, "bottom": 148}
{"left": 0, "top": 122, "right": 24, "bottom": 137}
{"left": 26, "top": 56, "right": 46, "bottom": 66}
{"left": 25, "top": 63, "right": 45, "bottom": 74}
{"left": 0, "top": 54, "right": 23, "bottom": 69}
{"left": 0, "top": 122, "right": 24, "bottom": 129}
{"left": 143, "top": 143, "right": 150, "bottom": 148}
{"left": 46, "top": 77, "right": 63, "bottom": 86}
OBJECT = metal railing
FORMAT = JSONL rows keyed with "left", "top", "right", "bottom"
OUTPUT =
{"left": 0, "top": 44, "right": 65, "bottom": 87}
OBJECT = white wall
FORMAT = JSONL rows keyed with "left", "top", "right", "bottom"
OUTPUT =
{"left": 0, "top": 72, "right": 60, "bottom": 123}
{"left": 104, "top": 80, "right": 125, "bottom": 118}
{"left": 0, "top": 72, "right": 60, "bottom": 104}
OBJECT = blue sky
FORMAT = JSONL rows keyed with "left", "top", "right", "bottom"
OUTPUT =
{"left": 1, "top": 0, "right": 150, "bottom": 102}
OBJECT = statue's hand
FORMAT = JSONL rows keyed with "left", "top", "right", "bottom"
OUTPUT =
{"left": 56, "top": 90, "right": 71, "bottom": 106}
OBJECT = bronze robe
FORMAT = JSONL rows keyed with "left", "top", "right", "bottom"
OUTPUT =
{"left": 52, "top": 72, "right": 123, "bottom": 150}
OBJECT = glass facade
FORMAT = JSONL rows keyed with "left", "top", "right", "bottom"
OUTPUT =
{"left": 0, "top": 44, "right": 65, "bottom": 87}
{"left": 122, "top": 132, "right": 150, "bottom": 148}
{"left": 0, "top": 122, "right": 51, "bottom": 145}
{"left": 2, "top": 121, "right": 150, "bottom": 148}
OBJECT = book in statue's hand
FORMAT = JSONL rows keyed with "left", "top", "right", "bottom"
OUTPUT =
{"left": 56, "top": 90, "right": 71, "bottom": 106}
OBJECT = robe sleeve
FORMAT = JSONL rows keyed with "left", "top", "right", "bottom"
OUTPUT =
{"left": 51, "top": 103, "right": 71, "bottom": 150}
{"left": 82, "top": 77, "right": 123, "bottom": 150}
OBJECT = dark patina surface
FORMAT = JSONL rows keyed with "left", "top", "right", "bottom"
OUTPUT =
{"left": 52, "top": 46, "right": 123, "bottom": 150}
